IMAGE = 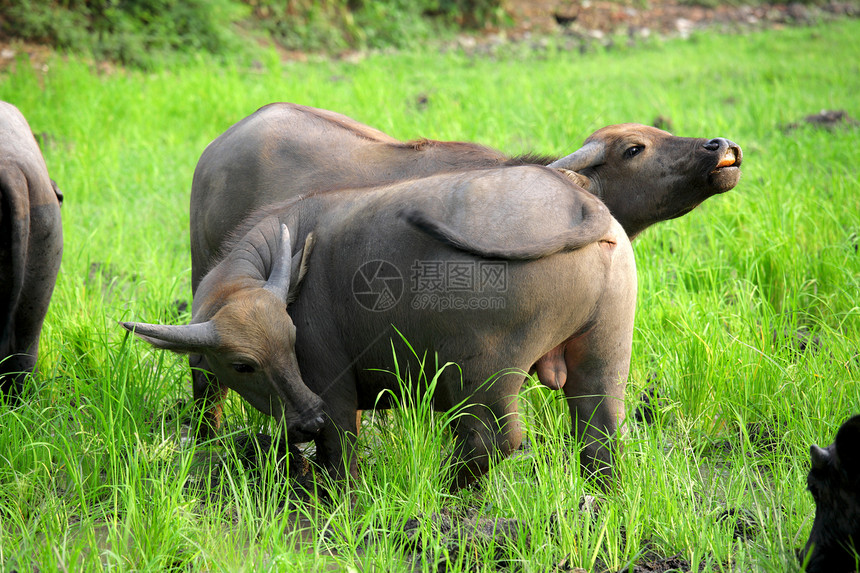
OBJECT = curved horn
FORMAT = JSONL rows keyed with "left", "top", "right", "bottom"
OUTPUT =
{"left": 809, "top": 444, "right": 830, "bottom": 470}
{"left": 264, "top": 224, "right": 293, "bottom": 302}
{"left": 547, "top": 140, "right": 606, "bottom": 171}
{"left": 121, "top": 321, "right": 219, "bottom": 352}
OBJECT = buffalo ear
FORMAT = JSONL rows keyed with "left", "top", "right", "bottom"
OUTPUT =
{"left": 51, "top": 179, "right": 63, "bottom": 205}
{"left": 556, "top": 168, "right": 593, "bottom": 192}
{"left": 835, "top": 415, "right": 860, "bottom": 477}
{"left": 288, "top": 232, "right": 315, "bottom": 304}
{"left": 121, "top": 321, "right": 219, "bottom": 354}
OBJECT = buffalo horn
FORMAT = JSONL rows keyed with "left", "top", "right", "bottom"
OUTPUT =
{"left": 264, "top": 224, "right": 293, "bottom": 303}
{"left": 547, "top": 141, "right": 606, "bottom": 171}
{"left": 809, "top": 444, "right": 829, "bottom": 470}
{"left": 121, "top": 321, "right": 219, "bottom": 351}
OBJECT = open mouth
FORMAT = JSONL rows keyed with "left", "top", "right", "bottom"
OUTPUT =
{"left": 712, "top": 147, "right": 741, "bottom": 173}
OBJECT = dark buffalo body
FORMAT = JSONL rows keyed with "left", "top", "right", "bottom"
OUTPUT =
{"left": 0, "top": 101, "right": 63, "bottom": 399}
{"left": 803, "top": 415, "right": 860, "bottom": 572}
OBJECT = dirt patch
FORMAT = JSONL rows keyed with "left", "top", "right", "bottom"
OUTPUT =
{"left": 783, "top": 109, "right": 860, "bottom": 131}
{"left": 399, "top": 511, "right": 526, "bottom": 570}
{"left": 441, "top": 0, "right": 860, "bottom": 57}
{"left": 505, "top": 0, "right": 859, "bottom": 38}
{"left": 612, "top": 551, "right": 695, "bottom": 573}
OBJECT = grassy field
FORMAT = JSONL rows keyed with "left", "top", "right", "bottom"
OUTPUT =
{"left": 1, "top": 19, "right": 859, "bottom": 572}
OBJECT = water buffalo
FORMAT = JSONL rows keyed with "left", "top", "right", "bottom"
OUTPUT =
{"left": 0, "top": 101, "right": 63, "bottom": 401}
{"left": 190, "top": 102, "right": 742, "bottom": 284}
{"left": 184, "top": 103, "right": 741, "bottom": 434}
{"left": 124, "top": 165, "right": 636, "bottom": 489}
{"left": 802, "top": 415, "right": 860, "bottom": 572}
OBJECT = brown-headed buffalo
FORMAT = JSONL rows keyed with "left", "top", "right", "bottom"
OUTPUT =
{"left": 183, "top": 102, "right": 741, "bottom": 429}
{"left": 190, "top": 102, "right": 742, "bottom": 284}
{"left": 124, "top": 165, "right": 636, "bottom": 489}
{"left": 802, "top": 415, "right": 860, "bottom": 572}
{"left": 1, "top": 101, "right": 63, "bottom": 401}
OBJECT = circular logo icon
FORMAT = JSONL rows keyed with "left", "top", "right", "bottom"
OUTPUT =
{"left": 352, "top": 260, "right": 404, "bottom": 312}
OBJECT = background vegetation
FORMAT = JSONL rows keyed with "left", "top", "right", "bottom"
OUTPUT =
{"left": 0, "top": 14, "right": 859, "bottom": 573}
{"left": 0, "top": 0, "right": 506, "bottom": 67}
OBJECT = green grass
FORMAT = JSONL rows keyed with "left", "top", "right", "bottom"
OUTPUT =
{"left": 1, "top": 19, "right": 859, "bottom": 571}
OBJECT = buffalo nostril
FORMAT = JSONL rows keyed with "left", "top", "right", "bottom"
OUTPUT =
{"left": 704, "top": 138, "right": 727, "bottom": 151}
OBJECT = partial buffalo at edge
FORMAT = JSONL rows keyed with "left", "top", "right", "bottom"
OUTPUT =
{"left": 0, "top": 101, "right": 63, "bottom": 400}
{"left": 802, "top": 415, "right": 860, "bottom": 572}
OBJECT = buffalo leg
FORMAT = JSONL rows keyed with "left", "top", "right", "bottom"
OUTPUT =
{"left": 0, "top": 355, "right": 35, "bottom": 403}
{"left": 1, "top": 202, "right": 62, "bottom": 402}
{"left": 314, "top": 411, "right": 359, "bottom": 485}
{"left": 306, "top": 361, "right": 360, "bottom": 483}
{"left": 562, "top": 254, "right": 635, "bottom": 485}
{"left": 189, "top": 353, "right": 228, "bottom": 439}
{"left": 449, "top": 378, "right": 524, "bottom": 491}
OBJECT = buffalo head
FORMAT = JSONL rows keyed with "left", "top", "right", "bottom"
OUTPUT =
{"left": 549, "top": 123, "right": 742, "bottom": 239}
{"left": 122, "top": 225, "right": 325, "bottom": 441}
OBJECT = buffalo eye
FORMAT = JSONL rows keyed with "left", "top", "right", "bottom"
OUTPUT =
{"left": 624, "top": 145, "right": 644, "bottom": 158}
{"left": 231, "top": 363, "right": 256, "bottom": 374}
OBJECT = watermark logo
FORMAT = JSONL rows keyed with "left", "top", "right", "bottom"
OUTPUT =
{"left": 352, "top": 259, "right": 507, "bottom": 312}
{"left": 352, "top": 260, "right": 404, "bottom": 312}
{"left": 410, "top": 261, "right": 507, "bottom": 293}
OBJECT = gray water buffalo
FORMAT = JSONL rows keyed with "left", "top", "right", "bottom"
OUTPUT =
{"left": 125, "top": 165, "right": 636, "bottom": 489}
{"left": 1, "top": 101, "right": 63, "bottom": 400}
{"left": 184, "top": 103, "right": 741, "bottom": 430}
{"left": 802, "top": 415, "right": 860, "bottom": 572}
{"left": 190, "top": 102, "right": 742, "bottom": 283}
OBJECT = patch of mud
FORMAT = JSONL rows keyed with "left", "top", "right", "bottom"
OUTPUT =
{"left": 783, "top": 109, "right": 860, "bottom": 131}
{"left": 446, "top": 0, "right": 860, "bottom": 58}
{"left": 400, "top": 511, "right": 526, "bottom": 570}
{"left": 634, "top": 384, "right": 666, "bottom": 425}
{"left": 230, "top": 432, "right": 317, "bottom": 495}
{"left": 717, "top": 508, "right": 760, "bottom": 541}
{"left": 554, "top": 541, "right": 715, "bottom": 572}
{"left": 609, "top": 551, "right": 693, "bottom": 573}
{"left": 772, "top": 326, "right": 822, "bottom": 358}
